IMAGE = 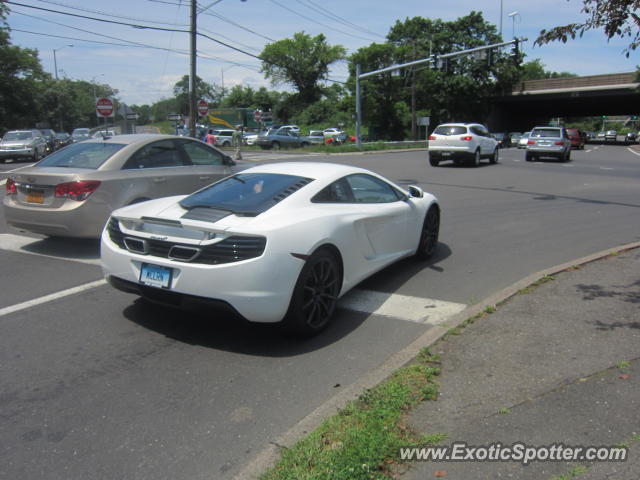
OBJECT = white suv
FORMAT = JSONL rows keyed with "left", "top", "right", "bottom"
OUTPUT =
{"left": 428, "top": 123, "right": 499, "bottom": 167}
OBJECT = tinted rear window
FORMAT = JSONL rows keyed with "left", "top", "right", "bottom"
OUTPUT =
{"left": 180, "top": 173, "right": 313, "bottom": 216}
{"left": 433, "top": 126, "right": 467, "bottom": 135}
{"left": 531, "top": 129, "right": 562, "bottom": 138}
{"left": 37, "top": 142, "right": 125, "bottom": 169}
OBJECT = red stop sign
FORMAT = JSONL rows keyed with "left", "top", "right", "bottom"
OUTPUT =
{"left": 253, "top": 110, "right": 262, "bottom": 122}
{"left": 197, "top": 100, "right": 208, "bottom": 116}
{"left": 96, "top": 97, "right": 114, "bottom": 117}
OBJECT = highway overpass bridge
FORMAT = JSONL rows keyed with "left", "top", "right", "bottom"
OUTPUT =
{"left": 488, "top": 72, "right": 640, "bottom": 132}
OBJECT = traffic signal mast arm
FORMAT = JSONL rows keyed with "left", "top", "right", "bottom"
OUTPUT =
{"left": 355, "top": 38, "right": 526, "bottom": 146}
{"left": 357, "top": 38, "right": 526, "bottom": 80}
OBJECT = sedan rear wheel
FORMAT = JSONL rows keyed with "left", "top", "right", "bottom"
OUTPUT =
{"left": 429, "top": 156, "right": 439, "bottom": 167}
{"left": 415, "top": 205, "right": 440, "bottom": 260}
{"left": 283, "top": 250, "right": 341, "bottom": 336}
{"left": 271, "top": 141, "right": 280, "bottom": 150}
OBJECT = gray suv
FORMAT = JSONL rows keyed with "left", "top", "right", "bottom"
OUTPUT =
{"left": 525, "top": 126, "right": 571, "bottom": 162}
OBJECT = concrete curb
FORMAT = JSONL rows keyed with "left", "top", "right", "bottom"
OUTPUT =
{"left": 232, "top": 241, "right": 640, "bottom": 480}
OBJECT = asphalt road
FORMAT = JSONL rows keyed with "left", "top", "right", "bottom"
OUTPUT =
{"left": 1, "top": 143, "right": 639, "bottom": 479}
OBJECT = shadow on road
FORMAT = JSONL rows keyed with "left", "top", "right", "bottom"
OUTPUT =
{"left": 122, "top": 298, "right": 369, "bottom": 357}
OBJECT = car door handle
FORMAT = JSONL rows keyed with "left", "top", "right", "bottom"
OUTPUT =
{"left": 153, "top": 177, "right": 166, "bottom": 183}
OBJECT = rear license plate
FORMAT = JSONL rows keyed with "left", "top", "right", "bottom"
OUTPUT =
{"left": 139, "top": 263, "right": 172, "bottom": 289}
{"left": 26, "top": 190, "right": 44, "bottom": 204}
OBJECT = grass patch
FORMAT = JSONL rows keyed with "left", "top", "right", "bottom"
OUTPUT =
{"left": 519, "top": 274, "right": 557, "bottom": 294}
{"left": 498, "top": 407, "right": 511, "bottom": 415}
{"left": 616, "top": 360, "right": 631, "bottom": 370}
{"left": 261, "top": 348, "right": 443, "bottom": 480}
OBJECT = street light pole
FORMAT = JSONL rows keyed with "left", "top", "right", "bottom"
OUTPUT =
{"left": 508, "top": 11, "right": 520, "bottom": 39}
{"left": 52, "top": 44, "right": 73, "bottom": 131}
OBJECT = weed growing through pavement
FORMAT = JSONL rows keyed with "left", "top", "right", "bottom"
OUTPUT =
{"left": 550, "top": 464, "right": 589, "bottom": 480}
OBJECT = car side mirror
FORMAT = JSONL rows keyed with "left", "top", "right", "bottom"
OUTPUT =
{"left": 223, "top": 154, "right": 235, "bottom": 166}
{"left": 408, "top": 185, "right": 424, "bottom": 198}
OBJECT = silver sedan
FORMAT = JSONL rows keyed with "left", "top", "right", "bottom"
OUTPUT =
{"left": 3, "top": 134, "right": 247, "bottom": 238}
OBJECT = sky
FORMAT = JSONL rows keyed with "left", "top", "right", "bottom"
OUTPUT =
{"left": 4, "top": 0, "right": 639, "bottom": 106}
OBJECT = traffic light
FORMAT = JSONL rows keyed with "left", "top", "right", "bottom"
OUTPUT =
{"left": 510, "top": 39, "right": 521, "bottom": 64}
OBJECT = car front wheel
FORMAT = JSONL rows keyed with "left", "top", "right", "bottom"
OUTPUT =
{"left": 471, "top": 149, "right": 480, "bottom": 167}
{"left": 415, "top": 205, "right": 440, "bottom": 260}
{"left": 271, "top": 142, "right": 280, "bottom": 150}
{"left": 283, "top": 250, "right": 341, "bottom": 337}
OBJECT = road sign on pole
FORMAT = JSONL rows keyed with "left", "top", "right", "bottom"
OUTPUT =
{"left": 96, "top": 97, "right": 115, "bottom": 118}
{"left": 253, "top": 109, "right": 262, "bottom": 122}
{"left": 197, "top": 100, "right": 209, "bottom": 117}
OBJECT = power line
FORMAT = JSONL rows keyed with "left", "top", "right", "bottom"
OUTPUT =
{"left": 33, "top": 0, "right": 190, "bottom": 27}
{"left": 266, "top": 0, "right": 378, "bottom": 43}
{"left": 295, "top": 0, "right": 384, "bottom": 39}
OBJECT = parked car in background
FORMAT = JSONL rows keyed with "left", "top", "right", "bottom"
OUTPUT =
{"left": 326, "top": 133, "right": 356, "bottom": 145}
{"left": 509, "top": 132, "right": 522, "bottom": 145}
{"left": 525, "top": 126, "right": 571, "bottom": 162}
{"left": 92, "top": 130, "right": 117, "bottom": 138}
{"left": 256, "top": 127, "right": 310, "bottom": 150}
{"left": 428, "top": 123, "right": 499, "bottom": 167}
{"left": 244, "top": 132, "right": 258, "bottom": 145}
{"left": 518, "top": 132, "right": 530, "bottom": 149}
{"left": 0, "top": 129, "right": 48, "bottom": 163}
{"left": 566, "top": 128, "right": 585, "bottom": 149}
{"left": 596, "top": 131, "right": 606, "bottom": 141}
{"left": 71, "top": 128, "right": 91, "bottom": 143}
{"left": 211, "top": 129, "right": 235, "bottom": 147}
{"left": 307, "top": 130, "right": 325, "bottom": 145}
{"left": 280, "top": 125, "right": 300, "bottom": 133}
{"left": 492, "top": 132, "right": 509, "bottom": 149}
{"left": 38, "top": 128, "right": 58, "bottom": 154}
{"left": 605, "top": 130, "right": 617, "bottom": 141}
{"left": 3, "top": 134, "right": 247, "bottom": 238}
{"left": 585, "top": 131, "right": 596, "bottom": 142}
{"left": 54, "top": 132, "right": 73, "bottom": 149}
{"left": 101, "top": 162, "right": 440, "bottom": 336}
{"left": 626, "top": 132, "right": 638, "bottom": 143}
{"left": 323, "top": 127, "right": 344, "bottom": 138}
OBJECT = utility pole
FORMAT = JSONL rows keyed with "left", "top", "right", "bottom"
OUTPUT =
{"left": 189, "top": 0, "right": 197, "bottom": 138}
{"left": 411, "top": 43, "right": 417, "bottom": 141}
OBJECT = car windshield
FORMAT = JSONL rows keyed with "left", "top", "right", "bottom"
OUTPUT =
{"left": 36, "top": 142, "right": 126, "bottom": 169}
{"left": 180, "top": 173, "right": 314, "bottom": 216}
{"left": 3, "top": 131, "right": 33, "bottom": 141}
{"left": 433, "top": 126, "right": 467, "bottom": 135}
{"left": 531, "top": 129, "right": 561, "bottom": 138}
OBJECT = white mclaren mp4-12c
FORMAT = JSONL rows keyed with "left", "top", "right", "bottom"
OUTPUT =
{"left": 101, "top": 162, "right": 440, "bottom": 336}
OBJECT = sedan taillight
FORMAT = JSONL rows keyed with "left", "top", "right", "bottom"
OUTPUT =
{"left": 554, "top": 141, "right": 564, "bottom": 146}
{"left": 527, "top": 140, "right": 535, "bottom": 145}
{"left": 428, "top": 135, "right": 436, "bottom": 141}
{"left": 54, "top": 180, "right": 101, "bottom": 201}
{"left": 460, "top": 136, "right": 473, "bottom": 141}
{"left": 6, "top": 178, "right": 16, "bottom": 195}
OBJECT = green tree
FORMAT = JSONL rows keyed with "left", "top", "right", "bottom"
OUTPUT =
{"left": 536, "top": 0, "right": 640, "bottom": 56}
{"left": 173, "top": 75, "right": 222, "bottom": 115}
{"left": 0, "top": 3, "right": 49, "bottom": 132}
{"left": 260, "top": 32, "right": 346, "bottom": 105}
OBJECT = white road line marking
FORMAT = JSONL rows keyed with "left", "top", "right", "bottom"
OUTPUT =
{"left": 513, "top": 159, "right": 521, "bottom": 162}
{"left": 0, "top": 279, "right": 107, "bottom": 318}
{"left": 0, "top": 233, "right": 101, "bottom": 265}
{"left": 627, "top": 147, "right": 640, "bottom": 157}
{"left": 339, "top": 289, "right": 466, "bottom": 325}
{"left": 600, "top": 166, "right": 614, "bottom": 170}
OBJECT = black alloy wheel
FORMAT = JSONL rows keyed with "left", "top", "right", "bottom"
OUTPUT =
{"left": 416, "top": 205, "right": 440, "bottom": 260}
{"left": 283, "top": 250, "right": 341, "bottom": 336}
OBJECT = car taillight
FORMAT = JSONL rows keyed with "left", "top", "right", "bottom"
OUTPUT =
{"left": 554, "top": 141, "right": 564, "bottom": 145}
{"left": 527, "top": 140, "right": 535, "bottom": 145}
{"left": 428, "top": 135, "right": 436, "bottom": 140}
{"left": 6, "top": 178, "right": 16, "bottom": 195}
{"left": 54, "top": 180, "right": 101, "bottom": 201}
{"left": 460, "top": 136, "right": 473, "bottom": 141}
